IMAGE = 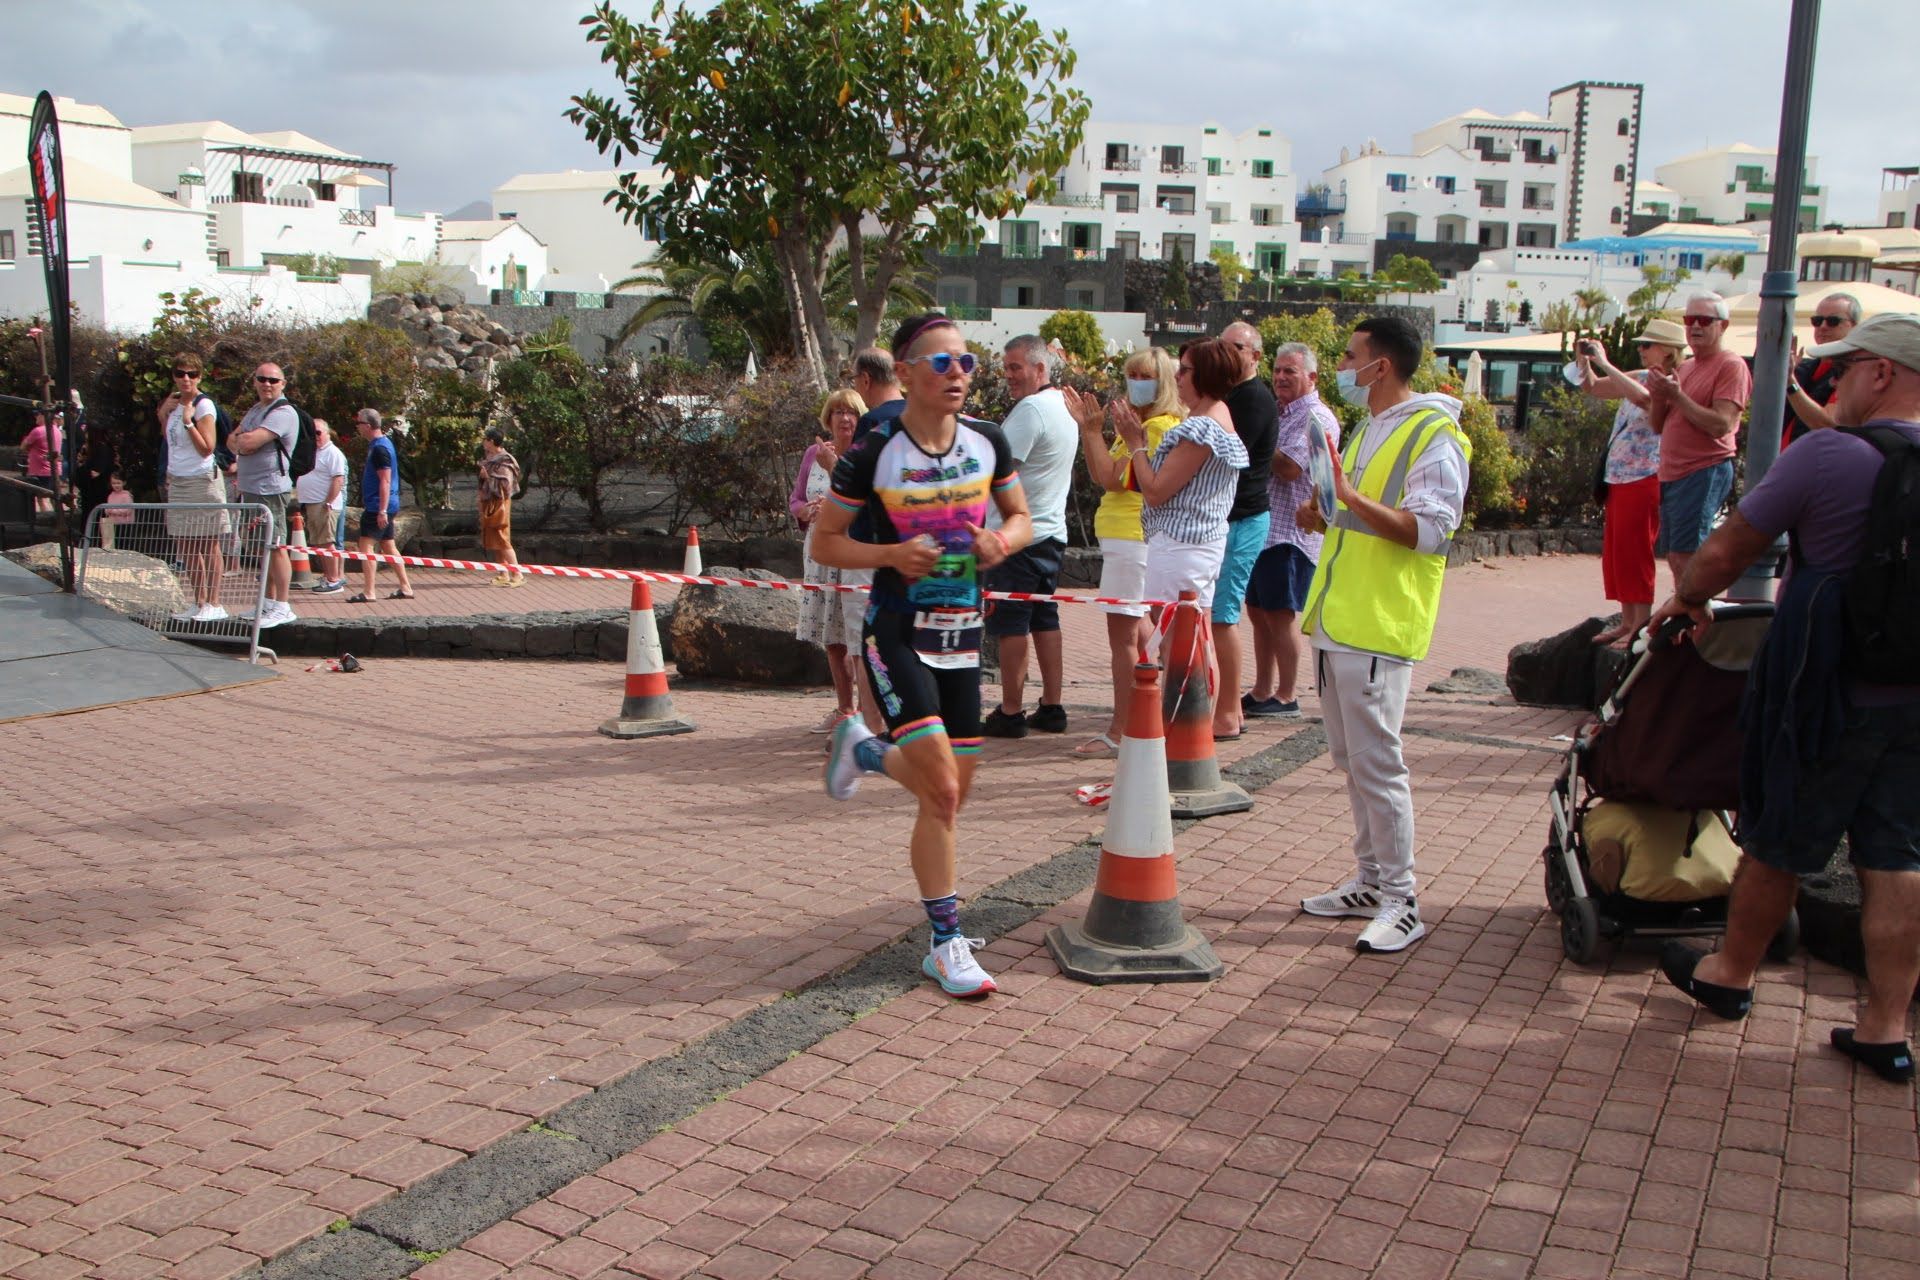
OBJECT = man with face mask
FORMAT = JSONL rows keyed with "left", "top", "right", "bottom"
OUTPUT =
{"left": 1649, "top": 314, "right": 1920, "bottom": 1084}
{"left": 1293, "top": 316, "right": 1471, "bottom": 954}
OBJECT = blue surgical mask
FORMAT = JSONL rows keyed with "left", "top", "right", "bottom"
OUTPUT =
{"left": 1335, "top": 362, "right": 1376, "bottom": 409}
{"left": 1125, "top": 378, "right": 1158, "bottom": 406}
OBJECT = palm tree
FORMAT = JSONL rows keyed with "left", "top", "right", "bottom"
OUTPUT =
{"left": 1572, "top": 286, "right": 1610, "bottom": 325}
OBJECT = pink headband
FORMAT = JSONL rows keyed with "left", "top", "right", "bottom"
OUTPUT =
{"left": 892, "top": 315, "right": 955, "bottom": 359}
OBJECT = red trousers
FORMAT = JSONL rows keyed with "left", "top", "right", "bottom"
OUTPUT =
{"left": 1602, "top": 475, "right": 1660, "bottom": 605}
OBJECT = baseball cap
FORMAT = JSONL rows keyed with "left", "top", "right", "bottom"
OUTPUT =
{"left": 1808, "top": 313, "right": 1920, "bottom": 373}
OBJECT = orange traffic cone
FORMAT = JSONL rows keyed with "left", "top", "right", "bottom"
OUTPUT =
{"left": 682, "top": 526, "right": 703, "bottom": 577}
{"left": 599, "top": 579, "right": 695, "bottom": 738}
{"left": 288, "top": 509, "right": 315, "bottom": 588}
{"left": 1161, "top": 590, "right": 1252, "bottom": 819}
{"left": 1046, "top": 660, "right": 1223, "bottom": 984}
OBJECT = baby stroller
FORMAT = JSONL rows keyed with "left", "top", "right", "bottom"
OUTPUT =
{"left": 1542, "top": 602, "right": 1799, "bottom": 964}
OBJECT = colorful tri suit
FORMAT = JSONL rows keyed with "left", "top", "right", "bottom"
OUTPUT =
{"left": 827, "top": 415, "right": 1020, "bottom": 751}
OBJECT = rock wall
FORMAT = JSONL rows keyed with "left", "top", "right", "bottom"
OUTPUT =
{"left": 368, "top": 290, "right": 527, "bottom": 379}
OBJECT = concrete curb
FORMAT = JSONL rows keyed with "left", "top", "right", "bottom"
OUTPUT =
{"left": 243, "top": 726, "right": 1330, "bottom": 1280}
{"left": 248, "top": 607, "right": 662, "bottom": 663}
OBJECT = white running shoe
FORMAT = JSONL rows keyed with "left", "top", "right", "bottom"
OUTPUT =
{"left": 824, "top": 716, "right": 876, "bottom": 800}
{"left": 193, "top": 604, "right": 229, "bottom": 623}
{"left": 258, "top": 600, "right": 296, "bottom": 629}
{"left": 1355, "top": 895, "right": 1426, "bottom": 953}
{"left": 923, "top": 935, "right": 996, "bottom": 998}
{"left": 1301, "top": 877, "right": 1383, "bottom": 918}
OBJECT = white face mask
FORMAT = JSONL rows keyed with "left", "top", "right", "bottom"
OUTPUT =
{"left": 1125, "top": 378, "right": 1158, "bottom": 406}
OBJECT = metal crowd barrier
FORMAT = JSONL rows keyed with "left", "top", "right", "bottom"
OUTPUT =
{"left": 78, "top": 502, "right": 276, "bottom": 664}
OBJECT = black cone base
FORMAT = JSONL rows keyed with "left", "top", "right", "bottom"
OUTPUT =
{"left": 1169, "top": 780, "right": 1253, "bottom": 820}
{"left": 1046, "top": 919, "right": 1223, "bottom": 985}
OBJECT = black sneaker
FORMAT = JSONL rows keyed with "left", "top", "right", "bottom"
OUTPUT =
{"left": 1243, "top": 695, "right": 1286, "bottom": 718}
{"left": 982, "top": 707, "right": 1028, "bottom": 738}
{"left": 1030, "top": 703, "right": 1068, "bottom": 733}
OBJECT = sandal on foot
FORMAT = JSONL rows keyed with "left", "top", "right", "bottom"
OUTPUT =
{"left": 1829, "top": 1028, "right": 1916, "bottom": 1083}
{"left": 1658, "top": 942, "right": 1753, "bottom": 1021}
{"left": 346, "top": 593, "right": 372, "bottom": 603}
{"left": 1073, "top": 733, "right": 1119, "bottom": 757}
{"left": 387, "top": 590, "right": 416, "bottom": 600}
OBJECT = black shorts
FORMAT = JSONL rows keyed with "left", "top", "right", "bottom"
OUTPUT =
{"left": 983, "top": 537, "right": 1064, "bottom": 637}
{"left": 861, "top": 606, "right": 983, "bottom": 754}
{"left": 358, "top": 510, "right": 397, "bottom": 541}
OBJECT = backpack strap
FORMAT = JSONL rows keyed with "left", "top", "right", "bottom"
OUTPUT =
{"left": 264, "top": 397, "right": 295, "bottom": 474}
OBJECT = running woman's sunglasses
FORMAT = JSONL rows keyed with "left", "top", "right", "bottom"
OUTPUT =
{"left": 901, "top": 352, "right": 977, "bottom": 375}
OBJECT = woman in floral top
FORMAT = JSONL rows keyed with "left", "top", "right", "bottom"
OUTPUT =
{"left": 1575, "top": 318, "right": 1686, "bottom": 646}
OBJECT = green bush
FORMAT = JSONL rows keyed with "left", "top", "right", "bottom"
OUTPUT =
{"left": 1038, "top": 310, "right": 1104, "bottom": 367}
{"left": 1456, "top": 395, "right": 1518, "bottom": 527}
{"left": 1514, "top": 383, "right": 1612, "bottom": 526}
{"left": 404, "top": 371, "right": 492, "bottom": 510}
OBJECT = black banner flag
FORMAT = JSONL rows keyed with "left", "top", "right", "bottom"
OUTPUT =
{"left": 27, "top": 91, "right": 72, "bottom": 411}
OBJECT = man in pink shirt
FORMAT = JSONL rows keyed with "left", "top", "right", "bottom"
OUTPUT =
{"left": 1647, "top": 292, "right": 1751, "bottom": 585}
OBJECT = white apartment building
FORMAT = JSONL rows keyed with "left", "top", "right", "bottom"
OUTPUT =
{"left": 938, "top": 121, "right": 1301, "bottom": 308}
{"left": 1878, "top": 166, "right": 1918, "bottom": 229}
{"left": 129, "top": 122, "right": 436, "bottom": 271}
{"left": 1653, "top": 143, "right": 1826, "bottom": 230}
{"left": 490, "top": 169, "right": 667, "bottom": 291}
{"left": 435, "top": 219, "right": 550, "bottom": 303}
{"left": 0, "top": 92, "right": 372, "bottom": 330}
{"left": 1307, "top": 82, "right": 1643, "bottom": 272}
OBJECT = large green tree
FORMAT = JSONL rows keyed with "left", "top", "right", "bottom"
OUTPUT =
{"left": 571, "top": 0, "right": 1089, "bottom": 387}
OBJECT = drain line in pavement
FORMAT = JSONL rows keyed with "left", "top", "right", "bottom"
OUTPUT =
{"left": 246, "top": 727, "right": 1329, "bottom": 1280}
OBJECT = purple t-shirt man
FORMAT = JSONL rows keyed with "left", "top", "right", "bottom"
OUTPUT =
{"left": 1738, "top": 417, "right": 1920, "bottom": 703}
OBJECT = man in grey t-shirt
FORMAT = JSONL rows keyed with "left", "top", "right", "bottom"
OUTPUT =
{"left": 227, "top": 361, "right": 301, "bottom": 628}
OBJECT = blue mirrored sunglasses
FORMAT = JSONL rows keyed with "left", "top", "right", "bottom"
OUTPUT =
{"left": 902, "top": 352, "right": 977, "bottom": 375}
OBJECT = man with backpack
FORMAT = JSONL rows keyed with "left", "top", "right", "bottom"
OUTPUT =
{"left": 227, "top": 361, "right": 307, "bottom": 628}
{"left": 1651, "top": 313, "right": 1920, "bottom": 1085}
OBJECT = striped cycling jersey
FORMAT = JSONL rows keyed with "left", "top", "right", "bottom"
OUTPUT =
{"left": 827, "top": 415, "right": 1019, "bottom": 613}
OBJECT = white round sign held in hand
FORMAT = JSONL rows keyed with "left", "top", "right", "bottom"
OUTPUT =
{"left": 1562, "top": 360, "right": 1584, "bottom": 387}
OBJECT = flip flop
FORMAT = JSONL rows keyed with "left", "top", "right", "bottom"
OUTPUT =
{"left": 1214, "top": 729, "right": 1243, "bottom": 742}
{"left": 387, "top": 590, "right": 416, "bottom": 600}
{"left": 346, "top": 593, "right": 372, "bottom": 603}
{"left": 1073, "top": 733, "right": 1119, "bottom": 757}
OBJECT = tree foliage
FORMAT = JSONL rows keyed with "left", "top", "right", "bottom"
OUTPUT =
{"left": 570, "top": 0, "right": 1089, "bottom": 385}
{"left": 1209, "top": 245, "right": 1250, "bottom": 302}
{"left": 1038, "top": 310, "right": 1104, "bottom": 367}
{"left": 1163, "top": 242, "right": 1191, "bottom": 309}
{"left": 404, "top": 371, "right": 493, "bottom": 510}
{"left": 1378, "top": 253, "right": 1442, "bottom": 304}
{"left": 1627, "top": 263, "right": 1692, "bottom": 319}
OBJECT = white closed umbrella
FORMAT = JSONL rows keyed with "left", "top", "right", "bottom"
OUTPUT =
{"left": 744, "top": 351, "right": 759, "bottom": 384}
{"left": 1464, "top": 351, "right": 1485, "bottom": 399}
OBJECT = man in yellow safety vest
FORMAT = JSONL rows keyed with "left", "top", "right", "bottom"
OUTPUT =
{"left": 1294, "top": 315, "right": 1472, "bottom": 954}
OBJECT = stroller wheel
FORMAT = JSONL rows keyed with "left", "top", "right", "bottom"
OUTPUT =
{"left": 1766, "top": 908, "right": 1801, "bottom": 963}
{"left": 1543, "top": 842, "right": 1570, "bottom": 917}
{"left": 1561, "top": 896, "right": 1603, "bottom": 965}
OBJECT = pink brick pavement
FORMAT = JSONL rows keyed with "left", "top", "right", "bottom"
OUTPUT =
{"left": 3, "top": 552, "right": 1914, "bottom": 1280}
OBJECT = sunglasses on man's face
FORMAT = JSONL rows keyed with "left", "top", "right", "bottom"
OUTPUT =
{"left": 1810, "top": 315, "right": 1848, "bottom": 328}
{"left": 1682, "top": 315, "right": 1721, "bottom": 327}
{"left": 173, "top": 369, "right": 200, "bottom": 378}
{"left": 902, "top": 352, "right": 976, "bottom": 375}
{"left": 255, "top": 375, "right": 283, "bottom": 384}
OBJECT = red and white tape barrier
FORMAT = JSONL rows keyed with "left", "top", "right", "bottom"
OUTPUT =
{"left": 275, "top": 545, "right": 1195, "bottom": 611}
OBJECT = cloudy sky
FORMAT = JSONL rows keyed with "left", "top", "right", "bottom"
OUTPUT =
{"left": 6, "top": 0, "right": 1913, "bottom": 225}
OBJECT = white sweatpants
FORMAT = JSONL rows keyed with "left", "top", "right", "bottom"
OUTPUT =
{"left": 1316, "top": 648, "right": 1417, "bottom": 899}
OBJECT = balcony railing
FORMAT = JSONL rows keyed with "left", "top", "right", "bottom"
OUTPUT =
{"left": 1477, "top": 148, "right": 1513, "bottom": 163}
{"left": 1160, "top": 160, "right": 1197, "bottom": 175}
{"left": 1479, "top": 194, "right": 1506, "bottom": 209}
{"left": 1384, "top": 230, "right": 1416, "bottom": 242}
{"left": 340, "top": 208, "right": 376, "bottom": 227}
{"left": 1043, "top": 193, "right": 1104, "bottom": 209}
{"left": 1727, "top": 179, "right": 1821, "bottom": 196}
{"left": 1522, "top": 150, "right": 1559, "bottom": 165}
{"left": 1068, "top": 247, "right": 1104, "bottom": 260}
{"left": 1296, "top": 187, "right": 1346, "bottom": 216}
{"left": 1003, "top": 243, "right": 1043, "bottom": 259}
{"left": 1104, "top": 157, "right": 1141, "bottom": 172}
{"left": 1299, "top": 230, "right": 1371, "bottom": 246}
{"left": 1521, "top": 198, "right": 1555, "bottom": 211}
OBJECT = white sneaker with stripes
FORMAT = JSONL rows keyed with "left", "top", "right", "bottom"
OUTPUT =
{"left": 1355, "top": 895, "right": 1426, "bottom": 953}
{"left": 1300, "top": 877, "right": 1382, "bottom": 918}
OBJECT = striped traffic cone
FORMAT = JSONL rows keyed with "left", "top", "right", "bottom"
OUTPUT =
{"left": 288, "top": 509, "right": 316, "bottom": 588}
{"left": 682, "top": 526, "right": 702, "bottom": 577}
{"left": 598, "top": 579, "right": 695, "bottom": 738}
{"left": 1162, "top": 590, "right": 1252, "bottom": 819}
{"left": 1046, "top": 660, "right": 1223, "bottom": 984}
